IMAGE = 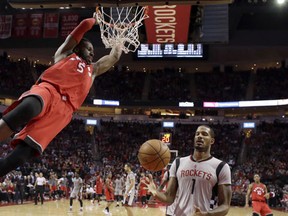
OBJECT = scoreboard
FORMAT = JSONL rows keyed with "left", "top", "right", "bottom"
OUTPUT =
{"left": 137, "top": 43, "right": 203, "bottom": 58}
{"left": 160, "top": 132, "right": 172, "bottom": 145}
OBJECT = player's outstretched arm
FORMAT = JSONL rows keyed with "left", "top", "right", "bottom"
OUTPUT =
{"left": 245, "top": 184, "right": 252, "bottom": 207}
{"left": 92, "top": 43, "right": 123, "bottom": 80}
{"left": 54, "top": 17, "right": 97, "bottom": 63}
{"left": 145, "top": 176, "right": 177, "bottom": 205}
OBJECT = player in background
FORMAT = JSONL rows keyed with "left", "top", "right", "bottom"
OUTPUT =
{"left": 114, "top": 174, "right": 124, "bottom": 207}
{"left": 93, "top": 173, "right": 104, "bottom": 205}
{"left": 0, "top": 12, "right": 123, "bottom": 177}
{"left": 145, "top": 125, "right": 232, "bottom": 216}
{"left": 123, "top": 163, "right": 136, "bottom": 216}
{"left": 49, "top": 173, "right": 58, "bottom": 200}
{"left": 58, "top": 173, "right": 68, "bottom": 198}
{"left": 69, "top": 172, "right": 83, "bottom": 212}
{"left": 245, "top": 174, "right": 274, "bottom": 216}
{"left": 146, "top": 173, "right": 154, "bottom": 203}
{"left": 103, "top": 173, "right": 114, "bottom": 215}
{"left": 138, "top": 172, "right": 149, "bottom": 208}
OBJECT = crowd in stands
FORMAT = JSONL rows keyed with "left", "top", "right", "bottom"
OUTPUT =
{"left": 195, "top": 71, "right": 250, "bottom": 102}
{"left": 1, "top": 52, "right": 288, "bottom": 210}
{"left": 93, "top": 66, "right": 145, "bottom": 101}
{"left": 0, "top": 118, "right": 287, "bottom": 210}
{"left": 2, "top": 52, "right": 288, "bottom": 103}
{"left": 148, "top": 69, "right": 192, "bottom": 101}
{"left": 0, "top": 53, "right": 34, "bottom": 98}
{"left": 253, "top": 67, "right": 288, "bottom": 100}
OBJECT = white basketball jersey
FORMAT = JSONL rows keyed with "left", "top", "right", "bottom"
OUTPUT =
{"left": 169, "top": 155, "right": 231, "bottom": 216}
{"left": 125, "top": 172, "right": 135, "bottom": 194}
{"left": 115, "top": 178, "right": 122, "bottom": 191}
{"left": 72, "top": 177, "right": 83, "bottom": 192}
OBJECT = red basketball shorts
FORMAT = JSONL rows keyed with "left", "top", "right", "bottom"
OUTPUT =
{"left": 60, "top": 186, "right": 67, "bottom": 192}
{"left": 4, "top": 82, "right": 73, "bottom": 155}
{"left": 51, "top": 185, "right": 57, "bottom": 192}
{"left": 139, "top": 189, "right": 147, "bottom": 197}
{"left": 105, "top": 191, "right": 114, "bottom": 201}
{"left": 252, "top": 201, "right": 273, "bottom": 216}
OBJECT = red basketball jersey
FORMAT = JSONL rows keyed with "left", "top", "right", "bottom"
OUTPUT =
{"left": 139, "top": 177, "right": 148, "bottom": 191}
{"left": 105, "top": 179, "right": 114, "bottom": 201}
{"left": 139, "top": 177, "right": 149, "bottom": 196}
{"left": 105, "top": 179, "right": 114, "bottom": 194}
{"left": 40, "top": 53, "right": 93, "bottom": 110}
{"left": 95, "top": 176, "right": 103, "bottom": 194}
{"left": 251, "top": 183, "right": 266, "bottom": 202}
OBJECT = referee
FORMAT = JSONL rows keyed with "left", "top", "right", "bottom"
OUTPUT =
{"left": 34, "top": 172, "right": 46, "bottom": 205}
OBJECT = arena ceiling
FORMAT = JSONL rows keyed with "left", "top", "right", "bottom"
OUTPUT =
{"left": 1, "top": 0, "right": 288, "bottom": 71}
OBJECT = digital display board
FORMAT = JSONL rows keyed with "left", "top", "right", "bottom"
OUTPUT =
{"left": 160, "top": 132, "right": 172, "bottom": 145}
{"left": 163, "top": 122, "right": 175, "bottom": 128}
{"left": 86, "top": 119, "right": 97, "bottom": 125}
{"left": 137, "top": 43, "right": 203, "bottom": 58}
{"left": 93, "top": 99, "right": 119, "bottom": 106}
{"left": 243, "top": 122, "right": 255, "bottom": 129}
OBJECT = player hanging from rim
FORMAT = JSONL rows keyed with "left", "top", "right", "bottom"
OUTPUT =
{"left": 123, "top": 163, "right": 136, "bottom": 216}
{"left": 69, "top": 172, "right": 83, "bottom": 212}
{"left": 103, "top": 173, "right": 114, "bottom": 215}
{"left": 245, "top": 174, "right": 274, "bottom": 216}
{"left": 145, "top": 125, "right": 232, "bottom": 216}
{"left": 0, "top": 12, "right": 123, "bottom": 177}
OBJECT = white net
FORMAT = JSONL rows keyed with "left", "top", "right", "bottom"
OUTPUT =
{"left": 96, "top": 6, "right": 148, "bottom": 54}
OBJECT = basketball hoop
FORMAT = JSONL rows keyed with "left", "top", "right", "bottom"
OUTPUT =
{"left": 96, "top": 6, "right": 148, "bottom": 54}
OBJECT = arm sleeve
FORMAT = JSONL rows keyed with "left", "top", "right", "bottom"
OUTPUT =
{"left": 70, "top": 18, "right": 96, "bottom": 43}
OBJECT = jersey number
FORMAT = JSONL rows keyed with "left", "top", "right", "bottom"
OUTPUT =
{"left": 77, "top": 62, "right": 86, "bottom": 73}
{"left": 191, "top": 179, "right": 196, "bottom": 194}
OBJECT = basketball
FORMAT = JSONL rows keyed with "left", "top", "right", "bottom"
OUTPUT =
{"left": 138, "top": 139, "right": 171, "bottom": 171}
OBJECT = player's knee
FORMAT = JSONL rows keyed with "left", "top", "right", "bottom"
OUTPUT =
{"left": 21, "top": 96, "right": 43, "bottom": 116}
{"left": 2, "top": 96, "right": 42, "bottom": 131}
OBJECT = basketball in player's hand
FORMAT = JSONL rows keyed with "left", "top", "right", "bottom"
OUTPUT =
{"left": 138, "top": 139, "right": 171, "bottom": 171}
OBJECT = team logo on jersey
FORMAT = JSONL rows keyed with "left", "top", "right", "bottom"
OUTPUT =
{"left": 180, "top": 169, "right": 212, "bottom": 180}
{"left": 253, "top": 187, "right": 265, "bottom": 194}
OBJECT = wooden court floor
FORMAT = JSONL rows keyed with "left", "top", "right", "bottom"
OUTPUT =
{"left": 0, "top": 199, "right": 287, "bottom": 216}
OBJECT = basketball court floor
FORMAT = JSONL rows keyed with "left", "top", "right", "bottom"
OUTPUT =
{"left": 0, "top": 200, "right": 286, "bottom": 216}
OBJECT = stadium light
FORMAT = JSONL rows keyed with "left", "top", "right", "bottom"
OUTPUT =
{"left": 277, "top": 0, "right": 286, "bottom": 5}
